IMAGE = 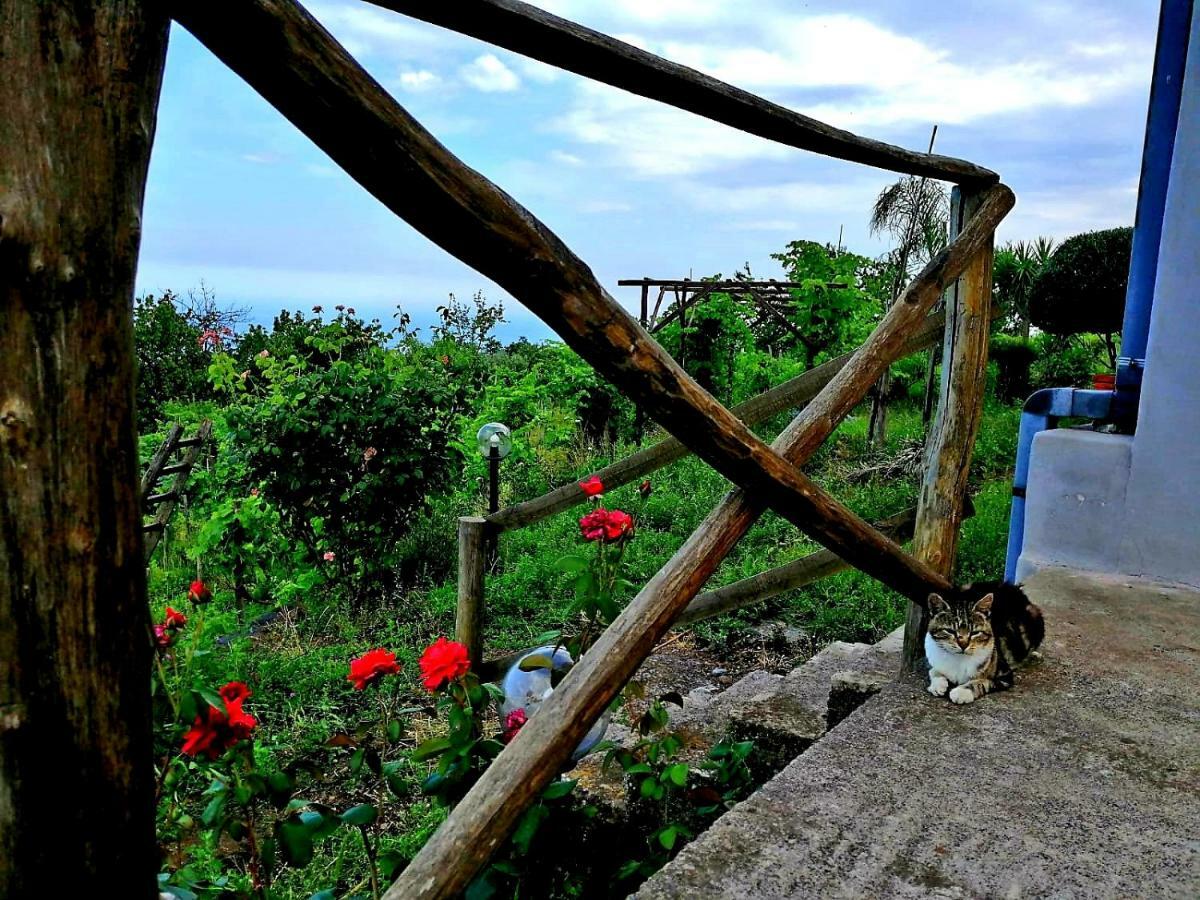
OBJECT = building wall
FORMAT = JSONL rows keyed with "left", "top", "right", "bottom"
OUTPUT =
{"left": 1018, "top": 7, "right": 1200, "bottom": 587}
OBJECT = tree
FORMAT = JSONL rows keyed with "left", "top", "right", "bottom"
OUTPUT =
{"left": 1, "top": 2, "right": 168, "bottom": 893}
{"left": 1029, "top": 227, "right": 1132, "bottom": 366}
{"left": 993, "top": 237, "right": 1055, "bottom": 339}
{"left": 867, "top": 172, "right": 949, "bottom": 442}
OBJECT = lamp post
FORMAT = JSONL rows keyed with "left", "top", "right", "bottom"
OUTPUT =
{"left": 475, "top": 422, "right": 511, "bottom": 562}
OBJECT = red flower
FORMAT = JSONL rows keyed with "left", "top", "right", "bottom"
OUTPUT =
{"left": 502, "top": 708, "right": 528, "bottom": 744}
{"left": 180, "top": 684, "right": 258, "bottom": 759}
{"left": 347, "top": 648, "right": 402, "bottom": 691}
{"left": 164, "top": 607, "right": 187, "bottom": 629}
{"left": 579, "top": 508, "right": 635, "bottom": 543}
{"left": 419, "top": 637, "right": 471, "bottom": 693}
{"left": 154, "top": 624, "right": 174, "bottom": 650}
{"left": 219, "top": 681, "right": 252, "bottom": 704}
{"left": 578, "top": 475, "right": 604, "bottom": 498}
{"left": 188, "top": 580, "right": 212, "bottom": 605}
{"left": 638, "top": 479, "right": 653, "bottom": 499}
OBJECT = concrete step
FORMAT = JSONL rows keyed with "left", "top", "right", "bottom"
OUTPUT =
{"left": 636, "top": 569, "right": 1200, "bottom": 899}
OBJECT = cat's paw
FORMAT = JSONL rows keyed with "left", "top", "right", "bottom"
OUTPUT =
{"left": 927, "top": 675, "right": 950, "bottom": 697}
{"left": 949, "top": 685, "right": 976, "bottom": 705}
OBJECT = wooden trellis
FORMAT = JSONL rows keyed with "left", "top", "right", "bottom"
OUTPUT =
{"left": 0, "top": 0, "right": 1010, "bottom": 893}
{"left": 140, "top": 421, "right": 214, "bottom": 562}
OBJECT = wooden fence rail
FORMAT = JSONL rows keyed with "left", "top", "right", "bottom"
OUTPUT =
{"left": 366, "top": 0, "right": 998, "bottom": 185}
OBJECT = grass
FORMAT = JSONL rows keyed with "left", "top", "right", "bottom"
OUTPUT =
{"left": 148, "top": 398, "right": 1021, "bottom": 896}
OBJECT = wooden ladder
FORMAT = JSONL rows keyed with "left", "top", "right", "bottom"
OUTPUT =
{"left": 140, "top": 420, "right": 213, "bottom": 563}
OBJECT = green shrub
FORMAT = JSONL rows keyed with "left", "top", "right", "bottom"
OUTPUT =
{"left": 212, "top": 318, "right": 466, "bottom": 600}
{"left": 1029, "top": 227, "right": 1131, "bottom": 337}
{"left": 989, "top": 334, "right": 1038, "bottom": 403}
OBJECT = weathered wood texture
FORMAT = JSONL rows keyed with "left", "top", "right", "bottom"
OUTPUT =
{"left": 174, "top": 0, "right": 966, "bottom": 617}
{"left": 0, "top": 2, "right": 170, "bottom": 893}
{"left": 139, "top": 423, "right": 183, "bottom": 499}
{"left": 384, "top": 183, "right": 1012, "bottom": 898}
{"left": 142, "top": 421, "right": 214, "bottom": 562}
{"left": 367, "top": 0, "right": 997, "bottom": 185}
{"left": 488, "top": 311, "right": 950, "bottom": 534}
{"left": 903, "top": 187, "right": 997, "bottom": 670}
{"left": 455, "top": 517, "right": 488, "bottom": 670}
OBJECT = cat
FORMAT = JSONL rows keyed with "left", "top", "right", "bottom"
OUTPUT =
{"left": 925, "top": 581, "right": 1044, "bottom": 705}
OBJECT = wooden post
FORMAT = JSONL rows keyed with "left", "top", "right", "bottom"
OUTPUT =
{"left": 0, "top": 2, "right": 169, "bottom": 893}
{"left": 902, "top": 187, "right": 996, "bottom": 671}
{"left": 456, "top": 517, "right": 487, "bottom": 670}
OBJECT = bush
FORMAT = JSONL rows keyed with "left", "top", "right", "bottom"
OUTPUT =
{"left": 989, "top": 334, "right": 1038, "bottom": 403}
{"left": 213, "top": 317, "right": 466, "bottom": 601}
{"left": 1029, "top": 334, "right": 1109, "bottom": 391}
{"left": 133, "top": 292, "right": 216, "bottom": 427}
{"left": 1029, "top": 227, "right": 1131, "bottom": 337}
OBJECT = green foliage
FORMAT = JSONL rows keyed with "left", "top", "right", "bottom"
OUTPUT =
{"left": 1030, "top": 333, "right": 1112, "bottom": 390}
{"left": 992, "top": 237, "right": 1055, "bottom": 336}
{"left": 1029, "top": 227, "right": 1132, "bottom": 337}
{"left": 989, "top": 334, "right": 1038, "bottom": 403}
{"left": 212, "top": 315, "right": 466, "bottom": 600}
{"left": 134, "top": 291, "right": 218, "bottom": 427}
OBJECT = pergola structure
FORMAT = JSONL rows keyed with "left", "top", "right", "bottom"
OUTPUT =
{"left": 0, "top": 0, "right": 1010, "bottom": 895}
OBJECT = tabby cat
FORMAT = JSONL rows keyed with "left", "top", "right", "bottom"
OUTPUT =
{"left": 925, "top": 581, "right": 1044, "bottom": 705}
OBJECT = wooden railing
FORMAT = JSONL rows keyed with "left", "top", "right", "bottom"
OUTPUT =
{"left": 168, "top": 1, "right": 1012, "bottom": 895}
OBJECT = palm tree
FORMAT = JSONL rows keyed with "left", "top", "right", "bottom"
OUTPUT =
{"left": 994, "top": 237, "right": 1056, "bottom": 339}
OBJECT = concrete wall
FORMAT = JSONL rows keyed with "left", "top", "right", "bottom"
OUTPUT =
{"left": 1018, "top": 7, "right": 1200, "bottom": 587}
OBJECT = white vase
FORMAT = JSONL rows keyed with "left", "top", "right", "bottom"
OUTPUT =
{"left": 501, "top": 645, "right": 610, "bottom": 761}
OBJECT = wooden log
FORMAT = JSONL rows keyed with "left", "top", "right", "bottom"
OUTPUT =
{"left": 480, "top": 506, "right": 920, "bottom": 680}
{"left": 173, "top": 0, "right": 993, "bottom": 619}
{"left": 902, "top": 188, "right": 996, "bottom": 670}
{"left": 366, "top": 0, "right": 997, "bottom": 185}
{"left": 384, "top": 184, "right": 1013, "bottom": 899}
{"left": 488, "top": 311, "right": 951, "bottom": 534}
{"left": 0, "top": 2, "right": 169, "bottom": 893}
{"left": 675, "top": 506, "right": 918, "bottom": 627}
{"left": 455, "top": 517, "right": 488, "bottom": 671}
{"left": 139, "top": 423, "right": 183, "bottom": 498}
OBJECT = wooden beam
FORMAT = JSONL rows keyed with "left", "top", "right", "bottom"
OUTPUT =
{"left": 455, "top": 517, "right": 487, "bottom": 671}
{"left": 383, "top": 184, "right": 1012, "bottom": 898}
{"left": 143, "top": 421, "right": 213, "bottom": 563}
{"left": 0, "top": 1, "right": 170, "bottom": 892}
{"left": 366, "top": 0, "right": 997, "bottom": 185}
{"left": 487, "top": 311, "right": 951, "bottom": 534}
{"left": 902, "top": 187, "right": 996, "bottom": 670}
{"left": 173, "top": 0, "right": 981, "bottom": 613}
{"left": 139, "top": 423, "right": 183, "bottom": 499}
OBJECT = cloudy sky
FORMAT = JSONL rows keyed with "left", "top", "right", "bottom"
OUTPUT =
{"left": 137, "top": 0, "right": 1161, "bottom": 340}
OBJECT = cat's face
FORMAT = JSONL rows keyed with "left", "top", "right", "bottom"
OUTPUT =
{"left": 927, "top": 591, "right": 994, "bottom": 656}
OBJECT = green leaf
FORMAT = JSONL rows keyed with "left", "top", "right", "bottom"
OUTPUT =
{"left": 541, "top": 778, "right": 577, "bottom": 800}
{"left": 553, "top": 554, "right": 589, "bottom": 574}
{"left": 666, "top": 763, "right": 690, "bottom": 787}
{"left": 340, "top": 804, "right": 377, "bottom": 826}
{"left": 197, "top": 688, "right": 224, "bottom": 712}
{"left": 412, "top": 736, "right": 453, "bottom": 761}
{"left": 276, "top": 819, "right": 314, "bottom": 868}
{"left": 200, "top": 793, "right": 226, "bottom": 828}
{"left": 349, "top": 746, "right": 366, "bottom": 773}
{"left": 511, "top": 804, "right": 549, "bottom": 856}
{"left": 308, "top": 892, "right": 336, "bottom": 900}
{"left": 658, "top": 825, "right": 679, "bottom": 851}
{"left": 518, "top": 654, "right": 556, "bottom": 672}
{"left": 387, "top": 719, "right": 403, "bottom": 743}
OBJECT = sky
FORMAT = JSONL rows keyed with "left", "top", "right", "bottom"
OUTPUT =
{"left": 137, "top": 0, "right": 1162, "bottom": 341}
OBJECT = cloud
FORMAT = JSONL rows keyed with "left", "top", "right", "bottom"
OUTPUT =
{"left": 553, "top": 10, "right": 1149, "bottom": 175}
{"left": 460, "top": 54, "right": 522, "bottom": 93}
{"left": 397, "top": 69, "right": 441, "bottom": 93}
{"left": 241, "top": 153, "right": 281, "bottom": 165}
{"left": 549, "top": 150, "right": 584, "bottom": 166}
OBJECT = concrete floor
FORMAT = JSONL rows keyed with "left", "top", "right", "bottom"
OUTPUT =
{"left": 636, "top": 568, "right": 1200, "bottom": 899}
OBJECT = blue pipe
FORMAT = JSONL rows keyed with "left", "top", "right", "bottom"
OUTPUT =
{"left": 1004, "top": 389, "right": 1114, "bottom": 582}
{"left": 1113, "top": 0, "right": 1193, "bottom": 426}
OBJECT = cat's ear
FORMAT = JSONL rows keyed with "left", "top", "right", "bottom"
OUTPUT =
{"left": 973, "top": 593, "right": 994, "bottom": 616}
{"left": 927, "top": 592, "right": 947, "bottom": 613}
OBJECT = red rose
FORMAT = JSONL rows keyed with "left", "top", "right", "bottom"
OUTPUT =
{"left": 579, "top": 508, "right": 634, "bottom": 543}
{"left": 164, "top": 607, "right": 187, "bottom": 629}
{"left": 180, "top": 686, "right": 257, "bottom": 759}
{"left": 188, "top": 580, "right": 212, "bottom": 605}
{"left": 638, "top": 479, "right": 653, "bottom": 499}
{"left": 219, "top": 681, "right": 252, "bottom": 704}
{"left": 347, "top": 648, "right": 402, "bottom": 691}
{"left": 602, "top": 509, "right": 634, "bottom": 541}
{"left": 502, "top": 708, "right": 528, "bottom": 744}
{"left": 578, "top": 475, "right": 604, "bottom": 498}
{"left": 419, "top": 637, "right": 471, "bottom": 693}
